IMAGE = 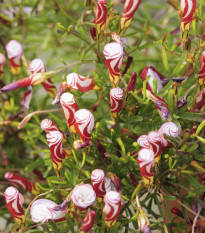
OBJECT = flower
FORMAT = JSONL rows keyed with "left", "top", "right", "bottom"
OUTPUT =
{"left": 105, "top": 177, "right": 114, "bottom": 192}
{"left": 198, "top": 51, "right": 205, "bottom": 86}
{"left": 20, "top": 86, "right": 33, "bottom": 110}
{"left": 60, "top": 93, "right": 78, "bottom": 133}
{"left": 120, "top": 0, "right": 141, "bottom": 35}
{"left": 67, "top": 73, "right": 100, "bottom": 92}
{"left": 196, "top": 88, "right": 205, "bottom": 110}
{"left": 30, "top": 199, "right": 67, "bottom": 223}
{"left": 74, "top": 109, "right": 95, "bottom": 141}
{"left": 91, "top": 169, "right": 106, "bottom": 198}
{"left": 95, "top": 0, "right": 107, "bottom": 35}
{"left": 52, "top": 82, "right": 67, "bottom": 105}
{"left": 137, "top": 135, "right": 150, "bottom": 149}
{"left": 179, "top": 0, "right": 196, "bottom": 40}
{"left": 137, "top": 209, "right": 151, "bottom": 233}
{"left": 41, "top": 118, "right": 62, "bottom": 134}
{"left": 46, "top": 130, "right": 65, "bottom": 171}
{"left": 80, "top": 210, "right": 96, "bottom": 233}
{"left": 177, "top": 96, "right": 188, "bottom": 108}
{"left": 4, "top": 186, "right": 25, "bottom": 225}
{"left": 127, "top": 72, "right": 137, "bottom": 93}
{"left": 5, "top": 40, "right": 23, "bottom": 75}
{"left": 103, "top": 42, "right": 124, "bottom": 87}
{"left": 29, "top": 58, "right": 57, "bottom": 98}
{"left": 90, "top": 19, "right": 97, "bottom": 40}
{"left": 157, "top": 122, "right": 179, "bottom": 150}
{"left": 137, "top": 149, "right": 155, "bottom": 186}
{"left": 4, "top": 172, "right": 40, "bottom": 195}
{"left": 0, "top": 53, "right": 6, "bottom": 79}
{"left": 147, "top": 131, "right": 162, "bottom": 164}
{"left": 110, "top": 87, "right": 124, "bottom": 120}
{"left": 103, "top": 191, "right": 121, "bottom": 227}
{"left": 71, "top": 184, "right": 96, "bottom": 210}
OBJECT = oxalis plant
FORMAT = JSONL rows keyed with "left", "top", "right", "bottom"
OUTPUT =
{"left": 0, "top": 0, "right": 205, "bottom": 232}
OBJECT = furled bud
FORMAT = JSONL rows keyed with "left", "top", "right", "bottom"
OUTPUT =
{"left": 90, "top": 19, "right": 97, "bottom": 40}
{"left": 5, "top": 40, "right": 23, "bottom": 75}
{"left": 91, "top": 169, "right": 106, "bottom": 198}
{"left": 67, "top": 73, "right": 100, "bottom": 92}
{"left": 107, "top": 172, "right": 122, "bottom": 192}
{"left": 137, "top": 149, "right": 155, "bottom": 186}
{"left": 103, "top": 191, "right": 121, "bottom": 227}
{"left": 60, "top": 93, "right": 78, "bottom": 133}
{"left": 147, "top": 131, "right": 162, "bottom": 164}
{"left": 179, "top": 0, "right": 196, "bottom": 40}
{"left": 0, "top": 53, "right": 6, "bottom": 79}
{"left": 110, "top": 87, "right": 124, "bottom": 120}
{"left": 196, "top": 88, "right": 205, "bottom": 110}
{"left": 198, "top": 51, "right": 205, "bottom": 86}
{"left": 140, "top": 66, "right": 165, "bottom": 93}
{"left": 80, "top": 210, "right": 96, "bottom": 233}
{"left": 103, "top": 42, "right": 124, "bottom": 87}
{"left": 20, "top": 86, "right": 32, "bottom": 110}
{"left": 105, "top": 177, "right": 115, "bottom": 192}
{"left": 120, "top": 0, "right": 141, "bottom": 35}
{"left": 127, "top": 72, "right": 137, "bottom": 93}
{"left": 71, "top": 184, "right": 96, "bottom": 211}
{"left": 4, "top": 172, "right": 40, "bottom": 195}
{"left": 177, "top": 96, "right": 187, "bottom": 108}
{"left": 97, "top": 142, "right": 109, "bottom": 159}
{"left": 30, "top": 199, "right": 67, "bottom": 223}
{"left": 137, "top": 209, "right": 151, "bottom": 233}
{"left": 46, "top": 130, "right": 65, "bottom": 171}
{"left": 158, "top": 122, "right": 179, "bottom": 150}
{"left": 74, "top": 109, "right": 95, "bottom": 141}
{"left": 29, "top": 58, "right": 57, "bottom": 98}
{"left": 52, "top": 82, "right": 67, "bottom": 105}
{"left": 95, "top": 0, "right": 107, "bottom": 35}
{"left": 137, "top": 135, "right": 150, "bottom": 149}
{"left": 4, "top": 186, "right": 25, "bottom": 225}
{"left": 129, "top": 172, "right": 138, "bottom": 186}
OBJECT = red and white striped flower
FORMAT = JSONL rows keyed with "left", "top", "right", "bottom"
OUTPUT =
{"left": 147, "top": 131, "right": 162, "bottom": 164}
{"left": 103, "top": 42, "right": 124, "bottom": 87}
{"left": 5, "top": 40, "right": 23, "bottom": 75}
{"left": 60, "top": 93, "right": 78, "bottom": 132}
{"left": 137, "top": 149, "right": 155, "bottom": 186}
{"left": 29, "top": 58, "right": 57, "bottom": 98}
{"left": 46, "top": 130, "right": 65, "bottom": 171}
{"left": 30, "top": 199, "right": 67, "bottom": 223}
{"left": 0, "top": 53, "right": 6, "bottom": 79}
{"left": 158, "top": 122, "right": 179, "bottom": 150}
{"left": 137, "top": 209, "right": 151, "bottom": 233}
{"left": 198, "top": 51, "right": 205, "bottom": 86}
{"left": 71, "top": 184, "right": 96, "bottom": 210}
{"left": 20, "top": 86, "right": 32, "bottom": 110}
{"left": 67, "top": 73, "right": 99, "bottom": 92}
{"left": 105, "top": 177, "right": 114, "bottom": 192}
{"left": 140, "top": 67, "right": 165, "bottom": 93}
{"left": 120, "top": 0, "right": 141, "bottom": 35}
{"left": 80, "top": 210, "right": 96, "bottom": 233}
{"left": 91, "top": 169, "right": 106, "bottom": 198}
{"left": 4, "top": 172, "right": 40, "bottom": 195}
{"left": 179, "top": 0, "right": 196, "bottom": 40}
{"left": 41, "top": 119, "right": 62, "bottom": 134}
{"left": 95, "top": 0, "right": 107, "bottom": 35}
{"left": 74, "top": 109, "right": 95, "bottom": 141}
{"left": 4, "top": 186, "right": 25, "bottom": 225}
{"left": 196, "top": 88, "right": 205, "bottom": 110}
{"left": 103, "top": 191, "right": 121, "bottom": 227}
{"left": 137, "top": 135, "right": 150, "bottom": 149}
{"left": 110, "top": 87, "right": 123, "bottom": 119}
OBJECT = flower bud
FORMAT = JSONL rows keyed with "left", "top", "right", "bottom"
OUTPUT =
{"left": 147, "top": 131, "right": 162, "bottom": 164}
{"left": 90, "top": 19, "right": 97, "bottom": 40}
{"left": 110, "top": 87, "right": 123, "bottom": 120}
{"left": 105, "top": 177, "right": 114, "bottom": 192}
{"left": 95, "top": 0, "right": 107, "bottom": 35}
{"left": 29, "top": 58, "right": 57, "bottom": 98}
{"left": 127, "top": 72, "right": 137, "bottom": 92}
{"left": 46, "top": 130, "right": 65, "bottom": 171}
{"left": 103, "top": 42, "right": 124, "bottom": 87}
{"left": 71, "top": 184, "right": 96, "bottom": 210}
{"left": 91, "top": 169, "right": 106, "bottom": 198}
{"left": 137, "top": 135, "right": 150, "bottom": 149}
{"left": 177, "top": 96, "right": 187, "bottom": 108}
{"left": 67, "top": 73, "right": 99, "bottom": 92}
{"left": 107, "top": 172, "right": 122, "bottom": 192}
{"left": 103, "top": 191, "right": 121, "bottom": 227}
{"left": 4, "top": 186, "right": 25, "bottom": 225}
{"left": 179, "top": 0, "right": 196, "bottom": 40}
{"left": 120, "top": 0, "right": 141, "bottom": 35}
{"left": 20, "top": 86, "right": 32, "bottom": 110}
{"left": 129, "top": 172, "right": 138, "bottom": 186}
{"left": 5, "top": 40, "right": 23, "bottom": 75}
{"left": 0, "top": 53, "right": 6, "bottom": 79}
{"left": 158, "top": 122, "right": 179, "bottom": 150}
{"left": 30, "top": 199, "right": 67, "bottom": 223}
{"left": 198, "top": 51, "right": 205, "bottom": 86}
{"left": 74, "top": 109, "right": 95, "bottom": 141}
{"left": 97, "top": 142, "right": 109, "bottom": 159}
{"left": 137, "top": 149, "right": 155, "bottom": 186}
{"left": 137, "top": 209, "right": 151, "bottom": 233}
{"left": 41, "top": 118, "right": 62, "bottom": 134}
{"left": 52, "top": 82, "right": 67, "bottom": 105}
{"left": 196, "top": 88, "right": 205, "bottom": 110}
{"left": 60, "top": 93, "right": 78, "bottom": 133}
{"left": 4, "top": 172, "right": 40, "bottom": 195}
{"left": 80, "top": 210, "right": 96, "bottom": 233}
